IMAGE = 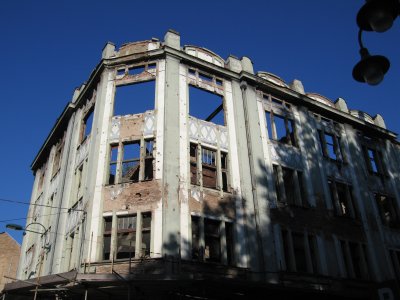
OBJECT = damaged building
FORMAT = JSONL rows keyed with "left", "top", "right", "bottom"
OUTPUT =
{"left": 3, "top": 30, "right": 400, "bottom": 299}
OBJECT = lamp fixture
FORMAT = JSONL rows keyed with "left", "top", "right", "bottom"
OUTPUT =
{"left": 352, "top": 30, "right": 390, "bottom": 85}
{"left": 357, "top": 0, "right": 399, "bottom": 33}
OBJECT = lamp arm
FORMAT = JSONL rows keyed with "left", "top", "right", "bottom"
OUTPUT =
{"left": 358, "top": 29, "right": 365, "bottom": 49}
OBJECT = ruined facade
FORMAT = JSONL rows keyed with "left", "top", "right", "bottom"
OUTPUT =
{"left": 4, "top": 30, "right": 400, "bottom": 299}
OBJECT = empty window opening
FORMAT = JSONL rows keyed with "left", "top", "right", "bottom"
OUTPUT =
{"left": 114, "top": 81, "right": 155, "bottom": 117}
{"left": 292, "top": 232, "right": 307, "bottom": 273}
{"left": 109, "top": 146, "right": 118, "bottom": 185}
{"left": 147, "top": 63, "right": 156, "bottom": 70}
{"left": 81, "top": 109, "right": 94, "bottom": 142}
{"left": 141, "top": 212, "right": 152, "bottom": 257}
{"left": 265, "top": 111, "right": 296, "bottom": 146}
{"left": 274, "top": 165, "right": 307, "bottom": 206}
{"left": 318, "top": 131, "right": 343, "bottom": 161}
{"left": 199, "top": 73, "right": 213, "bottom": 83}
{"left": 340, "top": 240, "right": 369, "bottom": 279}
{"left": 191, "top": 216, "right": 201, "bottom": 260}
{"left": 189, "top": 86, "right": 225, "bottom": 126}
{"left": 108, "top": 139, "right": 154, "bottom": 185}
{"left": 103, "top": 217, "right": 112, "bottom": 260}
{"left": 128, "top": 65, "right": 145, "bottom": 76}
{"left": 367, "top": 149, "right": 378, "bottom": 173}
{"left": 204, "top": 219, "right": 221, "bottom": 262}
{"left": 121, "top": 143, "right": 140, "bottom": 183}
{"left": 117, "top": 69, "right": 125, "bottom": 76}
{"left": 116, "top": 215, "right": 137, "bottom": 259}
{"left": 375, "top": 194, "right": 400, "bottom": 228}
{"left": 328, "top": 180, "right": 357, "bottom": 218}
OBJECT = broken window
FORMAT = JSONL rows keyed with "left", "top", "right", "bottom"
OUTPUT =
{"left": 141, "top": 212, "right": 151, "bottom": 257}
{"left": 116, "top": 215, "right": 137, "bottom": 259}
{"left": 190, "top": 143, "right": 229, "bottom": 192}
{"left": 273, "top": 165, "right": 307, "bottom": 206}
{"left": 52, "top": 140, "right": 63, "bottom": 178}
{"left": 362, "top": 147, "right": 386, "bottom": 176}
{"left": 189, "top": 86, "right": 225, "bottom": 126}
{"left": 318, "top": 130, "right": 344, "bottom": 161}
{"left": 81, "top": 108, "right": 94, "bottom": 143}
{"left": 191, "top": 216, "right": 201, "bottom": 260}
{"left": 103, "top": 212, "right": 152, "bottom": 260}
{"left": 292, "top": 232, "right": 307, "bottom": 273}
{"left": 328, "top": 180, "right": 357, "bottom": 218}
{"left": 103, "top": 217, "right": 112, "bottom": 260}
{"left": 37, "top": 167, "right": 46, "bottom": 194}
{"left": 121, "top": 142, "right": 140, "bottom": 183}
{"left": 113, "top": 81, "right": 155, "bottom": 116}
{"left": 265, "top": 111, "right": 296, "bottom": 146}
{"left": 191, "top": 216, "right": 233, "bottom": 265}
{"left": 109, "top": 146, "right": 118, "bottom": 185}
{"left": 108, "top": 139, "right": 154, "bottom": 185}
{"left": 375, "top": 194, "right": 400, "bottom": 228}
{"left": 340, "top": 240, "right": 369, "bottom": 279}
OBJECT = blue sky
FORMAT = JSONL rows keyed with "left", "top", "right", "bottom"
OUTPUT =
{"left": 0, "top": 0, "right": 399, "bottom": 244}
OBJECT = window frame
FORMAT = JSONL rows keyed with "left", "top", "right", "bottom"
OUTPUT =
{"left": 108, "top": 138, "right": 155, "bottom": 185}
{"left": 190, "top": 143, "right": 229, "bottom": 192}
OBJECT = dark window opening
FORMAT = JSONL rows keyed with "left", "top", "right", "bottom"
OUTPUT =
{"left": 282, "top": 167, "right": 296, "bottom": 205}
{"left": 109, "top": 146, "right": 118, "bottom": 185}
{"left": 273, "top": 165, "right": 282, "bottom": 203}
{"left": 144, "top": 140, "right": 154, "bottom": 180}
{"left": 375, "top": 194, "right": 400, "bottom": 228}
{"left": 147, "top": 63, "right": 156, "bottom": 70}
{"left": 117, "top": 69, "right": 125, "bottom": 76}
{"left": 225, "top": 222, "right": 234, "bottom": 265}
{"left": 221, "top": 152, "right": 228, "bottom": 192}
{"left": 103, "top": 217, "right": 112, "bottom": 260}
{"left": 141, "top": 212, "right": 151, "bottom": 257}
{"left": 292, "top": 232, "right": 307, "bottom": 272}
{"left": 190, "top": 144, "right": 198, "bottom": 185}
{"left": 308, "top": 235, "right": 319, "bottom": 274}
{"left": 191, "top": 216, "right": 201, "bottom": 260}
{"left": 204, "top": 219, "right": 221, "bottom": 262}
{"left": 114, "top": 81, "right": 155, "bottom": 117}
{"left": 189, "top": 86, "right": 224, "bottom": 126}
{"left": 199, "top": 73, "right": 213, "bottom": 83}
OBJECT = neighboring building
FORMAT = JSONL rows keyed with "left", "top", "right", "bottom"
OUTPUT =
{"left": 4, "top": 30, "right": 400, "bottom": 299}
{"left": 0, "top": 232, "right": 20, "bottom": 292}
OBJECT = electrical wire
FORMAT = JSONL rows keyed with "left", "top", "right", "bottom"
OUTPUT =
{"left": 0, "top": 197, "right": 84, "bottom": 212}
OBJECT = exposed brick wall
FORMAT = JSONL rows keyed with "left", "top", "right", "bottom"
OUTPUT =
{"left": 0, "top": 232, "right": 21, "bottom": 292}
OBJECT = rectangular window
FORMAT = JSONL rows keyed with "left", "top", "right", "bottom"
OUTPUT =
{"left": 52, "top": 141, "right": 63, "bottom": 177}
{"left": 113, "top": 81, "right": 155, "bottom": 117}
{"left": 281, "top": 229, "right": 318, "bottom": 274}
{"left": 191, "top": 216, "right": 233, "bottom": 265}
{"left": 108, "top": 139, "right": 154, "bottom": 185}
{"left": 189, "top": 86, "right": 225, "bottom": 126}
{"left": 265, "top": 111, "right": 296, "bottom": 146}
{"left": 202, "top": 148, "right": 217, "bottom": 189}
{"left": 274, "top": 165, "right": 307, "bottom": 206}
{"left": 141, "top": 212, "right": 151, "bottom": 257}
{"left": 340, "top": 240, "right": 369, "bottom": 279}
{"left": 204, "top": 219, "right": 221, "bottom": 262}
{"left": 81, "top": 109, "right": 94, "bottom": 142}
{"left": 389, "top": 249, "right": 400, "bottom": 280}
{"left": 328, "top": 180, "right": 357, "bottom": 218}
{"left": 190, "top": 143, "right": 229, "bottom": 192}
{"left": 103, "top": 217, "right": 112, "bottom": 260}
{"left": 116, "top": 215, "right": 137, "bottom": 259}
{"left": 318, "top": 131, "right": 343, "bottom": 161}
{"left": 121, "top": 142, "right": 140, "bottom": 183}
{"left": 375, "top": 194, "right": 400, "bottom": 228}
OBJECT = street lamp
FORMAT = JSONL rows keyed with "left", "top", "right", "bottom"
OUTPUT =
{"left": 353, "top": 0, "right": 399, "bottom": 85}
{"left": 6, "top": 223, "right": 48, "bottom": 238}
{"left": 357, "top": 0, "right": 399, "bottom": 33}
{"left": 352, "top": 30, "right": 390, "bottom": 85}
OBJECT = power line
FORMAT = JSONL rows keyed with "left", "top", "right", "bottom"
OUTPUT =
{"left": 0, "top": 210, "right": 71, "bottom": 224}
{"left": 0, "top": 198, "right": 84, "bottom": 212}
